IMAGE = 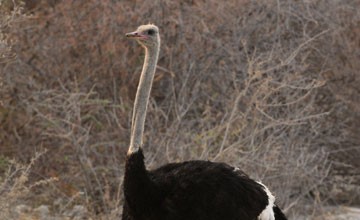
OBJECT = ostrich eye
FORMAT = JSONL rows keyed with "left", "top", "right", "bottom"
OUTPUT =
{"left": 147, "top": 29, "right": 155, "bottom": 35}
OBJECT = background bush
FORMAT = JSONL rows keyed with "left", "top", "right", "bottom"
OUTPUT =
{"left": 1, "top": 0, "right": 359, "bottom": 219}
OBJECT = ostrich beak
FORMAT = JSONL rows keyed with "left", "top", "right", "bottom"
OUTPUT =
{"left": 126, "top": 31, "right": 148, "bottom": 39}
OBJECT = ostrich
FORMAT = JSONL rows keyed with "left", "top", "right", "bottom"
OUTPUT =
{"left": 123, "top": 24, "right": 287, "bottom": 220}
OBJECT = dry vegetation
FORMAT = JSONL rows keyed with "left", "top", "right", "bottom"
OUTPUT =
{"left": 0, "top": 0, "right": 360, "bottom": 219}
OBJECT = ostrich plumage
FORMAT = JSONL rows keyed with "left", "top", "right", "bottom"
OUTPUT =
{"left": 123, "top": 24, "right": 287, "bottom": 220}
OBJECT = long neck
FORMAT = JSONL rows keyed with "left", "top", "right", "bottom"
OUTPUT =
{"left": 128, "top": 45, "right": 159, "bottom": 155}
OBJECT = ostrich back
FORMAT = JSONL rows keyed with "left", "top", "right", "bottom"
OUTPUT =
{"left": 122, "top": 150, "right": 269, "bottom": 220}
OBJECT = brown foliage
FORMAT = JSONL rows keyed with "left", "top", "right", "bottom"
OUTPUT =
{"left": 1, "top": 0, "right": 360, "bottom": 218}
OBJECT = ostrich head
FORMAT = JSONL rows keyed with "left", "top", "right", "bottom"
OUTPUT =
{"left": 126, "top": 24, "right": 160, "bottom": 49}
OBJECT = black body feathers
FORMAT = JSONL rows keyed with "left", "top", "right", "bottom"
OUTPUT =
{"left": 273, "top": 205, "right": 288, "bottom": 220}
{"left": 123, "top": 149, "right": 287, "bottom": 220}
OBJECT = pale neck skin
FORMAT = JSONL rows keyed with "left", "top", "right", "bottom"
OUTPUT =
{"left": 128, "top": 45, "right": 160, "bottom": 155}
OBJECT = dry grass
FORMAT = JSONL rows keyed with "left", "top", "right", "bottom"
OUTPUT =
{"left": 0, "top": 0, "right": 360, "bottom": 219}
{"left": 0, "top": 151, "right": 58, "bottom": 219}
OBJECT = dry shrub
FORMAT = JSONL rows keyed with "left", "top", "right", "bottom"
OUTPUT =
{"left": 1, "top": 0, "right": 359, "bottom": 218}
{"left": 0, "top": 151, "right": 57, "bottom": 219}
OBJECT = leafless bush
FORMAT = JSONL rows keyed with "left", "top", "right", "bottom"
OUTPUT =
{"left": 0, "top": 150, "right": 57, "bottom": 219}
{"left": 1, "top": 0, "right": 359, "bottom": 219}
